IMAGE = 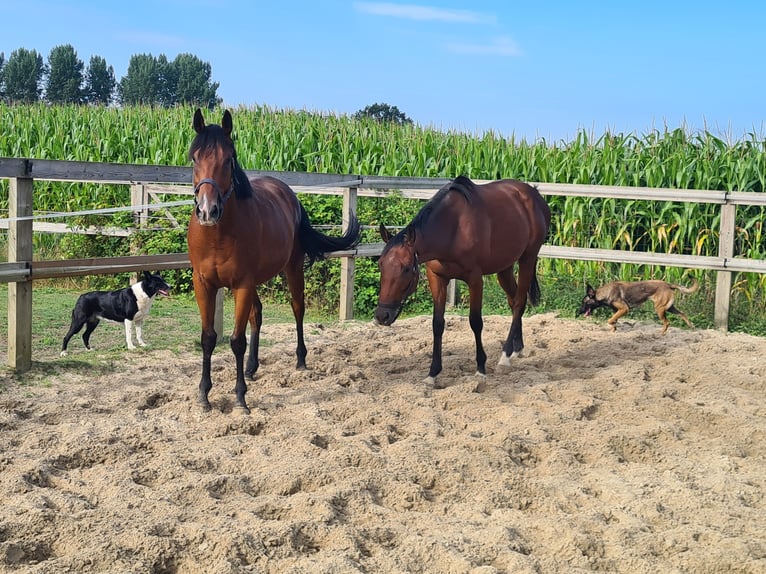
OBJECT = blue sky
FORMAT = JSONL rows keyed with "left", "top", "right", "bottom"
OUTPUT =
{"left": 2, "top": 1, "right": 764, "bottom": 142}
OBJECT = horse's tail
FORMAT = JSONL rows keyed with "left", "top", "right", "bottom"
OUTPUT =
{"left": 297, "top": 203, "right": 362, "bottom": 266}
{"left": 527, "top": 262, "right": 542, "bottom": 307}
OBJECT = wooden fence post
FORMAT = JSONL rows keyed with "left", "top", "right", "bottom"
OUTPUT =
{"left": 714, "top": 201, "right": 736, "bottom": 331}
{"left": 215, "top": 288, "right": 225, "bottom": 343}
{"left": 340, "top": 187, "right": 359, "bottom": 321}
{"left": 447, "top": 279, "right": 458, "bottom": 307}
{"left": 8, "top": 177, "right": 33, "bottom": 372}
{"left": 339, "top": 186, "right": 358, "bottom": 321}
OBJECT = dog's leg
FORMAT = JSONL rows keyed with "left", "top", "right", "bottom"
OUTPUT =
{"left": 82, "top": 318, "right": 100, "bottom": 350}
{"left": 135, "top": 319, "right": 146, "bottom": 347}
{"left": 667, "top": 304, "right": 694, "bottom": 329}
{"left": 657, "top": 308, "right": 671, "bottom": 334}
{"left": 124, "top": 319, "right": 136, "bottom": 350}
{"left": 61, "top": 318, "right": 85, "bottom": 356}
{"left": 607, "top": 304, "right": 629, "bottom": 332}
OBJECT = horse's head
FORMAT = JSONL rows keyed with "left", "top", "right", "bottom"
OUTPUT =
{"left": 374, "top": 223, "right": 419, "bottom": 326}
{"left": 189, "top": 108, "right": 237, "bottom": 226}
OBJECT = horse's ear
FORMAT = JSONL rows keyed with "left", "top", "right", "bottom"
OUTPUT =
{"left": 193, "top": 108, "right": 205, "bottom": 134}
{"left": 403, "top": 227, "right": 416, "bottom": 247}
{"left": 222, "top": 110, "right": 233, "bottom": 138}
{"left": 379, "top": 224, "right": 393, "bottom": 243}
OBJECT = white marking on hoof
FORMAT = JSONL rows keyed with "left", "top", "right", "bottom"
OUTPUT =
{"left": 60, "top": 350, "right": 68, "bottom": 357}
{"left": 424, "top": 375, "right": 436, "bottom": 386}
{"left": 497, "top": 353, "right": 511, "bottom": 366}
{"left": 473, "top": 374, "right": 487, "bottom": 393}
{"left": 511, "top": 349, "right": 523, "bottom": 359}
{"left": 475, "top": 371, "right": 486, "bottom": 378}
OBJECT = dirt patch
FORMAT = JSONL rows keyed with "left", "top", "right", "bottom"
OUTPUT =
{"left": 1, "top": 312, "right": 765, "bottom": 573}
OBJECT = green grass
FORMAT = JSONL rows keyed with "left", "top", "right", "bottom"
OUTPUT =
{"left": 0, "top": 284, "right": 335, "bottom": 375}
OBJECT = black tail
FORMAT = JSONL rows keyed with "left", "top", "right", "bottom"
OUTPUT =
{"left": 528, "top": 264, "right": 542, "bottom": 306}
{"left": 297, "top": 203, "right": 362, "bottom": 266}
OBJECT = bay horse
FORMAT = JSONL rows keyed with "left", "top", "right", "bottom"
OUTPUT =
{"left": 187, "top": 109, "right": 361, "bottom": 413}
{"left": 375, "top": 175, "right": 550, "bottom": 387}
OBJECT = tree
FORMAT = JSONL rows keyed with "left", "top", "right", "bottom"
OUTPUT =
{"left": 45, "top": 44, "right": 84, "bottom": 104}
{"left": 354, "top": 102, "right": 413, "bottom": 126}
{"left": 118, "top": 52, "right": 221, "bottom": 108}
{"left": 0, "top": 52, "right": 5, "bottom": 99}
{"left": 172, "top": 53, "right": 221, "bottom": 109}
{"left": 3, "top": 48, "right": 45, "bottom": 103}
{"left": 155, "top": 54, "right": 175, "bottom": 107}
{"left": 84, "top": 55, "right": 116, "bottom": 105}
{"left": 118, "top": 53, "right": 164, "bottom": 105}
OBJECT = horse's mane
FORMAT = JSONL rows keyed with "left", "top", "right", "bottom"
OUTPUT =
{"left": 382, "top": 175, "right": 475, "bottom": 254}
{"left": 188, "top": 124, "right": 253, "bottom": 199}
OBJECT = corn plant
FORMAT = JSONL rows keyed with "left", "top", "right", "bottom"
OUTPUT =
{"left": 0, "top": 103, "right": 763, "bottom": 323}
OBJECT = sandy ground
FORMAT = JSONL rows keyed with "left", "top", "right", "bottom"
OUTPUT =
{"left": 0, "top": 311, "right": 765, "bottom": 574}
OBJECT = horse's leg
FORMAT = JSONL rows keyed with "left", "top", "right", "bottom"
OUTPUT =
{"left": 496, "top": 267, "right": 518, "bottom": 366}
{"left": 499, "top": 258, "right": 534, "bottom": 365}
{"left": 465, "top": 275, "right": 487, "bottom": 376}
{"left": 425, "top": 269, "right": 448, "bottom": 387}
{"left": 284, "top": 259, "right": 308, "bottom": 369}
{"left": 193, "top": 279, "right": 218, "bottom": 411}
{"left": 245, "top": 291, "right": 263, "bottom": 379}
{"left": 230, "top": 287, "right": 256, "bottom": 414}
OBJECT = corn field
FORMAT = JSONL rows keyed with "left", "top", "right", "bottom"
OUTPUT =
{"left": 1, "top": 103, "right": 764, "bottom": 324}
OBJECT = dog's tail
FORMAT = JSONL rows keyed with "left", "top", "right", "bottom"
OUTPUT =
{"left": 672, "top": 278, "right": 699, "bottom": 294}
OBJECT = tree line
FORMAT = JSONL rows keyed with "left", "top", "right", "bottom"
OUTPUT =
{"left": 0, "top": 45, "right": 221, "bottom": 108}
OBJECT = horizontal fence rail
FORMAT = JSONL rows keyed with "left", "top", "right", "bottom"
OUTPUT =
{"left": 1, "top": 157, "right": 765, "bottom": 372}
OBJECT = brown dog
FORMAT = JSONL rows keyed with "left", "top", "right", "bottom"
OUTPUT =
{"left": 577, "top": 279, "right": 699, "bottom": 334}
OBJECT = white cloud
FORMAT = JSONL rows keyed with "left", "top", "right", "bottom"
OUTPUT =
{"left": 354, "top": 2, "right": 496, "bottom": 25}
{"left": 447, "top": 36, "right": 521, "bottom": 57}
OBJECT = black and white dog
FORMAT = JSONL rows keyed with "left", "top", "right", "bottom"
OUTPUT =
{"left": 60, "top": 271, "right": 170, "bottom": 356}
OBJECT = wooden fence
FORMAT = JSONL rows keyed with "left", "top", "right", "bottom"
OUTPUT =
{"left": 2, "top": 157, "right": 766, "bottom": 373}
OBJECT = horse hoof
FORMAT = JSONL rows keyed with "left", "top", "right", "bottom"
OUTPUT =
{"left": 60, "top": 350, "right": 68, "bottom": 357}
{"left": 234, "top": 405, "right": 251, "bottom": 416}
{"left": 425, "top": 375, "right": 445, "bottom": 389}
{"left": 497, "top": 353, "right": 512, "bottom": 366}
{"left": 198, "top": 402, "right": 212, "bottom": 413}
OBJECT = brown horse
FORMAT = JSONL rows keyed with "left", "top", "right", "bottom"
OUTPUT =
{"left": 375, "top": 175, "right": 550, "bottom": 387}
{"left": 187, "top": 109, "right": 361, "bottom": 413}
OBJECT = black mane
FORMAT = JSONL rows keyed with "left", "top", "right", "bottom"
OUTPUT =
{"left": 188, "top": 124, "right": 253, "bottom": 200}
{"left": 382, "top": 175, "right": 476, "bottom": 254}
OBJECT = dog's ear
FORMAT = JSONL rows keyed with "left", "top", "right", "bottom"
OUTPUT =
{"left": 586, "top": 284, "right": 595, "bottom": 297}
{"left": 143, "top": 271, "right": 151, "bottom": 280}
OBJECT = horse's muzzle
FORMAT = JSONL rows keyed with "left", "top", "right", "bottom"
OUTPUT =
{"left": 374, "top": 303, "right": 401, "bottom": 326}
{"left": 194, "top": 201, "right": 223, "bottom": 226}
